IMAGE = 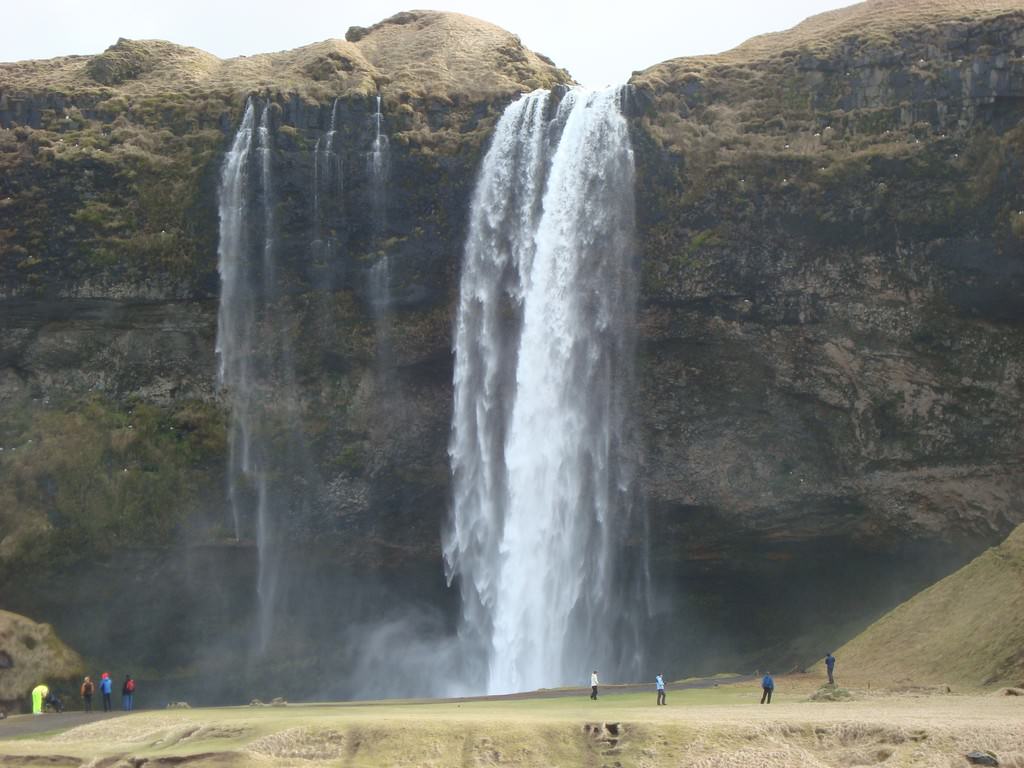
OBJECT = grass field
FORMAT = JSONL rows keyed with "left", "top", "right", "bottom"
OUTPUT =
{"left": 1, "top": 681, "right": 1022, "bottom": 767}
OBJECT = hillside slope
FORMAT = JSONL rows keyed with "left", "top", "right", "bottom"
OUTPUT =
{"left": 0, "top": 10, "right": 568, "bottom": 103}
{"left": 827, "top": 524, "right": 1024, "bottom": 688}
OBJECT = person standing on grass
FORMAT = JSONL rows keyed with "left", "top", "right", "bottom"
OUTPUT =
{"left": 80, "top": 676, "right": 94, "bottom": 712}
{"left": 760, "top": 672, "right": 774, "bottom": 704}
{"left": 656, "top": 673, "right": 666, "bottom": 705}
{"left": 590, "top": 670, "right": 599, "bottom": 700}
{"left": 100, "top": 672, "right": 112, "bottom": 711}
{"left": 122, "top": 675, "right": 135, "bottom": 711}
{"left": 825, "top": 653, "right": 836, "bottom": 685}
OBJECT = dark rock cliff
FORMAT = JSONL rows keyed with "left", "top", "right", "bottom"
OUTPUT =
{"left": 630, "top": 0, "right": 1024, "bottom": 665}
{"left": 0, "top": 2, "right": 1022, "bottom": 698}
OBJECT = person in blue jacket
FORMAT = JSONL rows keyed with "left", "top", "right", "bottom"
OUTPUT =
{"left": 100, "top": 673, "right": 113, "bottom": 712}
{"left": 655, "top": 673, "right": 666, "bottom": 705}
{"left": 760, "top": 672, "right": 774, "bottom": 704}
{"left": 825, "top": 653, "right": 836, "bottom": 685}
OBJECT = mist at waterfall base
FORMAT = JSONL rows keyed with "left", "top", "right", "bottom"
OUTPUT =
{"left": 197, "top": 86, "right": 661, "bottom": 703}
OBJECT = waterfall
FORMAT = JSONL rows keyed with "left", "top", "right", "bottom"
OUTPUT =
{"left": 445, "top": 87, "right": 645, "bottom": 695}
{"left": 368, "top": 93, "right": 389, "bottom": 234}
{"left": 367, "top": 93, "right": 391, "bottom": 360}
{"left": 215, "top": 98, "right": 257, "bottom": 542}
{"left": 215, "top": 98, "right": 286, "bottom": 655}
{"left": 313, "top": 98, "right": 341, "bottom": 256}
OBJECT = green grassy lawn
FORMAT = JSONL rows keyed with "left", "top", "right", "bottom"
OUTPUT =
{"left": 3, "top": 683, "right": 1021, "bottom": 767}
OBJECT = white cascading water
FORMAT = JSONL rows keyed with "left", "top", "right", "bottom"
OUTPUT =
{"left": 313, "top": 98, "right": 341, "bottom": 249}
{"left": 368, "top": 93, "right": 389, "bottom": 233}
{"left": 215, "top": 98, "right": 281, "bottom": 654}
{"left": 367, "top": 93, "right": 391, "bottom": 350}
{"left": 446, "top": 87, "right": 644, "bottom": 695}
{"left": 253, "top": 101, "right": 276, "bottom": 652}
{"left": 216, "top": 98, "right": 257, "bottom": 542}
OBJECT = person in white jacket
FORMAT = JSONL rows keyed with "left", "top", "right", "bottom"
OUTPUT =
{"left": 590, "top": 670, "right": 599, "bottom": 700}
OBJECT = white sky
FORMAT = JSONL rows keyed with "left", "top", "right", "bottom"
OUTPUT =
{"left": 3, "top": 0, "right": 857, "bottom": 87}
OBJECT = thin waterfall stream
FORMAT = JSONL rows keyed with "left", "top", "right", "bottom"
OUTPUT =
{"left": 368, "top": 93, "right": 392, "bottom": 360}
{"left": 215, "top": 98, "right": 301, "bottom": 656}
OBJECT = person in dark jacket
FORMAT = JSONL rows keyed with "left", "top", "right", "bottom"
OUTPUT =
{"left": 122, "top": 675, "right": 135, "bottom": 711}
{"left": 44, "top": 691, "right": 64, "bottom": 713}
{"left": 760, "top": 672, "right": 774, "bottom": 704}
{"left": 80, "top": 676, "right": 94, "bottom": 712}
{"left": 825, "top": 653, "right": 836, "bottom": 685}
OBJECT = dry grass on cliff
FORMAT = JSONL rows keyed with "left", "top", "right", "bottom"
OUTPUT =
{"left": 635, "top": 0, "right": 1024, "bottom": 86}
{"left": 3, "top": 689, "right": 1024, "bottom": 767}
{"left": 0, "top": 10, "right": 569, "bottom": 105}
{"left": 815, "top": 524, "right": 1024, "bottom": 690}
{"left": 728, "top": 0, "right": 1024, "bottom": 60}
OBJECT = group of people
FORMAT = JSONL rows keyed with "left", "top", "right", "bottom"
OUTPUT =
{"left": 79, "top": 673, "right": 136, "bottom": 712}
{"left": 32, "top": 672, "right": 136, "bottom": 714}
{"left": 586, "top": 670, "right": 673, "bottom": 706}
{"left": 588, "top": 652, "right": 838, "bottom": 707}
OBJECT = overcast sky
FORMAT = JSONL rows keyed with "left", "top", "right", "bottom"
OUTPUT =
{"left": 4, "top": 0, "right": 857, "bottom": 87}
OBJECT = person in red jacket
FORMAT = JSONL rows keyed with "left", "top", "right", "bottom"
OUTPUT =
{"left": 121, "top": 675, "right": 135, "bottom": 711}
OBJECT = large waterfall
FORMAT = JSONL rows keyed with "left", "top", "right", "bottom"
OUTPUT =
{"left": 445, "top": 87, "right": 645, "bottom": 695}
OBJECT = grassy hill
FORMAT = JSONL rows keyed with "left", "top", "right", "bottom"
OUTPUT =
{"left": 0, "top": 609, "right": 84, "bottom": 713}
{"left": 0, "top": 11, "right": 569, "bottom": 104}
{"left": 636, "top": 0, "right": 1024, "bottom": 77}
{"left": 824, "top": 524, "right": 1024, "bottom": 689}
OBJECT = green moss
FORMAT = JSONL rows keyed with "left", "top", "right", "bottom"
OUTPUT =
{"left": 0, "top": 397, "right": 225, "bottom": 565}
{"left": 72, "top": 200, "right": 132, "bottom": 232}
{"left": 335, "top": 443, "right": 367, "bottom": 476}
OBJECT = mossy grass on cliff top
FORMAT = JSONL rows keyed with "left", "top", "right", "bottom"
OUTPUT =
{"left": 0, "top": 10, "right": 570, "bottom": 104}
{"left": 631, "top": 0, "right": 1024, "bottom": 157}
{"left": 635, "top": 0, "right": 1024, "bottom": 83}
{"left": 819, "top": 524, "right": 1024, "bottom": 689}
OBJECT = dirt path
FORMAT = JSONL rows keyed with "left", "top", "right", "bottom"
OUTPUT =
{"left": 0, "top": 712, "right": 125, "bottom": 740}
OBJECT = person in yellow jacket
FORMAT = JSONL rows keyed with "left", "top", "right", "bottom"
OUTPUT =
{"left": 31, "top": 684, "right": 49, "bottom": 715}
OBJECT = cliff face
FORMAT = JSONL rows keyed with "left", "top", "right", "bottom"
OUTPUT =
{"left": 626, "top": 0, "right": 1024, "bottom": 663}
{"left": 1, "top": 2, "right": 1023, "bottom": 697}
{"left": 630, "top": 0, "right": 1024, "bottom": 662}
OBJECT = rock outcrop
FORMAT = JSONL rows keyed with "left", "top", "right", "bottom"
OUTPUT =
{"left": 0, "top": 610, "right": 84, "bottom": 713}
{"left": 0, "top": 1, "right": 1022, "bottom": 697}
